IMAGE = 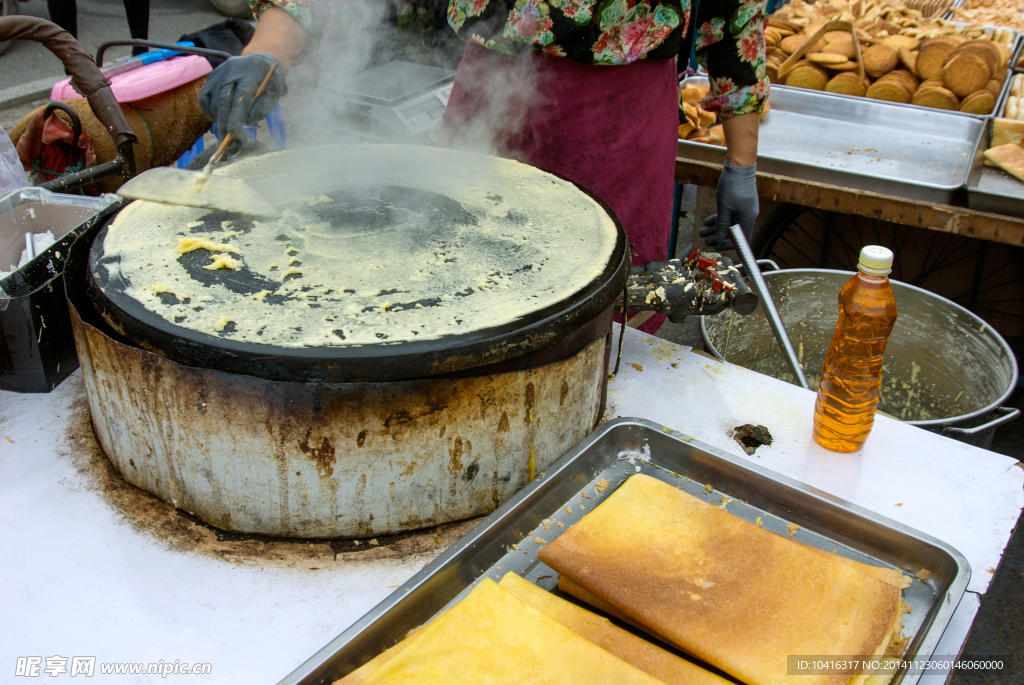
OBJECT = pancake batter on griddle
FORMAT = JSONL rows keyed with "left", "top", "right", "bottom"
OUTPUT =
{"left": 99, "top": 145, "right": 617, "bottom": 349}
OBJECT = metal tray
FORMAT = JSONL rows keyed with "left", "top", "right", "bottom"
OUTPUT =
{"left": 1012, "top": 31, "right": 1024, "bottom": 71}
{"left": 679, "top": 77, "right": 985, "bottom": 203}
{"left": 280, "top": 418, "right": 971, "bottom": 685}
{"left": 968, "top": 49, "right": 1024, "bottom": 214}
{"left": 767, "top": 69, "right": 1014, "bottom": 123}
{"left": 767, "top": 22, "right": 1020, "bottom": 121}
{"left": 966, "top": 114, "right": 1024, "bottom": 215}
{"left": 991, "top": 65, "right": 1016, "bottom": 119}
{"left": 966, "top": 165, "right": 1024, "bottom": 214}
{"left": 993, "top": 68, "right": 1018, "bottom": 120}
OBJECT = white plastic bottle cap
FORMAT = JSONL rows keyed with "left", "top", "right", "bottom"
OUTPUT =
{"left": 858, "top": 245, "right": 893, "bottom": 275}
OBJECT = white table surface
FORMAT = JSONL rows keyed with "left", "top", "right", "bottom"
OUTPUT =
{"left": 2, "top": 328, "right": 1021, "bottom": 684}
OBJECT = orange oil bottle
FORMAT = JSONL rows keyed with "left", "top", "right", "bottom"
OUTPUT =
{"left": 813, "top": 246, "right": 898, "bottom": 452}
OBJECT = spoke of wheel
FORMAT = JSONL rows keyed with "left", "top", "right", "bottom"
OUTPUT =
{"left": 921, "top": 248, "right": 981, "bottom": 277}
{"left": 796, "top": 213, "right": 825, "bottom": 251}
{"left": 972, "top": 296, "right": 1024, "bottom": 306}
{"left": 895, "top": 224, "right": 914, "bottom": 258}
{"left": 853, "top": 215, "right": 868, "bottom": 258}
{"left": 977, "top": 275, "right": 1024, "bottom": 293}
{"left": 922, "top": 237, "right": 976, "bottom": 278}
{"left": 976, "top": 258, "right": 1014, "bottom": 287}
{"left": 820, "top": 218, "right": 832, "bottom": 267}
{"left": 834, "top": 222, "right": 860, "bottom": 269}
{"left": 946, "top": 280, "right": 975, "bottom": 302}
{"left": 779, "top": 233, "right": 820, "bottom": 266}
{"left": 761, "top": 207, "right": 1024, "bottom": 337}
{"left": 791, "top": 221, "right": 822, "bottom": 260}
{"left": 917, "top": 229, "right": 939, "bottom": 281}
{"left": 869, "top": 215, "right": 885, "bottom": 250}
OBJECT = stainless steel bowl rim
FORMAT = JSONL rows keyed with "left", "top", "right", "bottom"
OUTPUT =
{"left": 698, "top": 268, "right": 1020, "bottom": 429}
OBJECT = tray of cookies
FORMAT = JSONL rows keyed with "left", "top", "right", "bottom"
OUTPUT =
{"left": 678, "top": 76, "right": 984, "bottom": 203}
{"left": 280, "top": 418, "right": 970, "bottom": 685}
{"left": 947, "top": 0, "right": 1024, "bottom": 35}
{"left": 965, "top": 73, "right": 1024, "bottom": 215}
{"left": 766, "top": 0, "right": 1018, "bottom": 117}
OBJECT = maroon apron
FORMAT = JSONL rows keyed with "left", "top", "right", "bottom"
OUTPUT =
{"left": 441, "top": 44, "right": 679, "bottom": 333}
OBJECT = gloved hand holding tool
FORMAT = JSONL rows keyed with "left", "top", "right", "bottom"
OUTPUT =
{"left": 198, "top": 52, "right": 285, "bottom": 155}
{"left": 700, "top": 157, "right": 758, "bottom": 252}
{"left": 118, "top": 59, "right": 280, "bottom": 216}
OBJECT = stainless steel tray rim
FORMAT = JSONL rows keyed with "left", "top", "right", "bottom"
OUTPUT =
{"left": 678, "top": 136, "right": 974, "bottom": 193}
{"left": 770, "top": 83, "right": 994, "bottom": 121}
{"left": 280, "top": 417, "right": 972, "bottom": 685}
{"left": 679, "top": 77, "right": 985, "bottom": 200}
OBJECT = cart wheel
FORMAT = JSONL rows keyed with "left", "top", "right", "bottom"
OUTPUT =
{"left": 753, "top": 203, "right": 1024, "bottom": 338}
{"left": 0, "top": 0, "right": 20, "bottom": 56}
{"left": 209, "top": 0, "right": 252, "bottom": 19}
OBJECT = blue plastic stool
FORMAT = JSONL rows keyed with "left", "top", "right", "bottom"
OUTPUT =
{"left": 265, "top": 104, "right": 287, "bottom": 150}
{"left": 176, "top": 103, "right": 287, "bottom": 168}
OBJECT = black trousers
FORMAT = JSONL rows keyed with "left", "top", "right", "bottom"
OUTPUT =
{"left": 46, "top": 0, "right": 150, "bottom": 55}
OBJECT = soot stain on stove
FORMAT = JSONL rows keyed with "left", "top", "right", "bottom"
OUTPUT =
{"left": 59, "top": 387, "right": 481, "bottom": 568}
{"left": 299, "top": 433, "right": 336, "bottom": 478}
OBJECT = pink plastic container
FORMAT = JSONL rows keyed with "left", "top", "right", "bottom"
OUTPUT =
{"left": 50, "top": 55, "right": 212, "bottom": 103}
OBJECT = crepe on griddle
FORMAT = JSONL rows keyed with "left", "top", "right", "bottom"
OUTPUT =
{"left": 352, "top": 578, "right": 664, "bottom": 684}
{"left": 536, "top": 474, "right": 904, "bottom": 685}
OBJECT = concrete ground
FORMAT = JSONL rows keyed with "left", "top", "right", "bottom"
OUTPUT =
{"left": 0, "top": 0, "right": 225, "bottom": 91}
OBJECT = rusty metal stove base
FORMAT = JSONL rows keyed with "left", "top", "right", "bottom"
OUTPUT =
{"left": 69, "top": 300, "right": 610, "bottom": 539}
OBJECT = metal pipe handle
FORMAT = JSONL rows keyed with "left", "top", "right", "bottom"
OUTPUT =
{"left": 737, "top": 259, "right": 781, "bottom": 278}
{"left": 727, "top": 224, "right": 811, "bottom": 390}
{"left": 95, "top": 39, "right": 233, "bottom": 67}
{"left": 0, "top": 17, "right": 139, "bottom": 156}
{"left": 40, "top": 156, "right": 130, "bottom": 193}
{"left": 0, "top": 16, "right": 138, "bottom": 186}
{"left": 941, "top": 406, "right": 1020, "bottom": 436}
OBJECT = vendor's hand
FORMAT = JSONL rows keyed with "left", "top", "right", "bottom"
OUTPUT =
{"left": 700, "top": 158, "right": 758, "bottom": 251}
{"left": 198, "top": 53, "right": 285, "bottom": 150}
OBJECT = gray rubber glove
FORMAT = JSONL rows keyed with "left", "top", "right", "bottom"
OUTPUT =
{"left": 700, "top": 157, "right": 758, "bottom": 251}
{"left": 198, "top": 53, "right": 285, "bottom": 150}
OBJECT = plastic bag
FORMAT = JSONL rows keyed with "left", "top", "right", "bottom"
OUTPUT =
{"left": 0, "top": 123, "right": 28, "bottom": 196}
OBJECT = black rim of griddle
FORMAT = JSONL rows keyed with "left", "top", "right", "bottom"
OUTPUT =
{"left": 83, "top": 180, "right": 629, "bottom": 384}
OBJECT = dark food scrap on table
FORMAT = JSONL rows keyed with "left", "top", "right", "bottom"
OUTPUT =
{"left": 734, "top": 424, "right": 774, "bottom": 455}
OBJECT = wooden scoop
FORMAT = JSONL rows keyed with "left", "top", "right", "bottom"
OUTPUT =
{"left": 117, "top": 62, "right": 280, "bottom": 217}
{"left": 778, "top": 20, "right": 866, "bottom": 85}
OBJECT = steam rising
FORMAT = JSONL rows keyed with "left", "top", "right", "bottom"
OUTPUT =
{"left": 437, "top": 46, "right": 550, "bottom": 160}
{"left": 284, "top": 0, "right": 549, "bottom": 159}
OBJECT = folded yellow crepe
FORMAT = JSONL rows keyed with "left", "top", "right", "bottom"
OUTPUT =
{"left": 498, "top": 573, "right": 732, "bottom": 685}
{"left": 335, "top": 639, "right": 417, "bottom": 685}
{"left": 355, "top": 577, "right": 665, "bottom": 684}
{"left": 537, "top": 474, "right": 904, "bottom": 685}
{"left": 338, "top": 573, "right": 731, "bottom": 685}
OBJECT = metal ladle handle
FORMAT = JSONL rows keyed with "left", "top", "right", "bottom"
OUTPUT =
{"left": 727, "top": 224, "right": 811, "bottom": 390}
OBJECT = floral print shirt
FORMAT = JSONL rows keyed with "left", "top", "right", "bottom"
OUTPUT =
{"left": 448, "top": 0, "right": 768, "bottom": 118}
{"left": 248, "top": 0, "right": 314, "bottom": 32}
{"left": 249, "top": 0, "right": 767, "bottom": 118}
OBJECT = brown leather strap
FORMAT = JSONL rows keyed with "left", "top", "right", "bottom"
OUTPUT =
{"left": 0, "top": 16, "right": 138, "bottom": 151}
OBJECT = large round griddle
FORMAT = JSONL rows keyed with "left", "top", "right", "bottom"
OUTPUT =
{"left": 86, "top": 152, "right": 628, "bottom": 384}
